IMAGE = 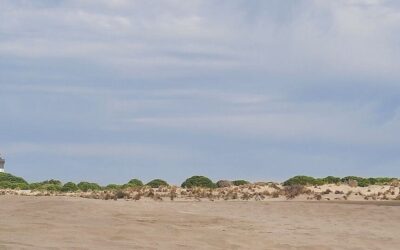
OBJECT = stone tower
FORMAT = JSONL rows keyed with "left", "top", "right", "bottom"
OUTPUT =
{"left": 0, "top": 155, "right": 5, "bottom": 173}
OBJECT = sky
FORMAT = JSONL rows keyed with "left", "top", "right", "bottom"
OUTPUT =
{"left": 1, "top": 0, "right": 400, "bottom": 184}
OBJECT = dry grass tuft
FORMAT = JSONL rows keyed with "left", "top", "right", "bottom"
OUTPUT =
{"left": 314, "top": 194, "right": 322, "bottom": 200}
{"left": 284, "top": 185, "right": 306, "bottom": 199}
{"left": 271, "top": 191, "right": 280, "bottom": 198}
{"left": 169, "top": 187, "right": 177, "bottom": 201}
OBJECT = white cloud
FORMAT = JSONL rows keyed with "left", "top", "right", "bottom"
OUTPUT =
{"left": 1, "top": 0, "right": 399, "bottom": 79}
{"left": 1, "top": 0, "right": 400, "bottom": 178}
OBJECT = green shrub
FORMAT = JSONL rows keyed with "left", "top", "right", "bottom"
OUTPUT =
{"left": 15, "top": 183, "right": 30, "bottom": 190}
{"left": 340, "top": 176, "right": 398, "bottom": 187}
{"left": 40, "top": 179, "right": 62, "bottom": 185}
{"left": 28, "top": 180, "right": 63, "bottom": 191}
{"left": 181, "top": 176, "right": 216, "bottom": 188}
{"left": 284, "top": 176, "right": 344, "bottom": 186}
{"left": 121, "top": 179, "right": 143, "bottom": 189}
{"left": 29, "top": 182, "right": 42, "bottom": 190}
{"left": 341, "top": 176, "right": 364, "bottom": 183}
{"left": 77, "top": 182, "right": 101, "bottom": 192}
{"left": 321, "top": 176, "right": 341, "bottom": 184}
{"left": 30, "top": 183, "right": 61, "bottom": 191}
{"left": 127, "top": 179, "right": 143, "bottom": 187}
{"left": 105, "top": 184, "right": 121, "bottom": 190}
{"left": 346, "top": 177, "right": 397, "bottom": 187}
{"left": 367, "top": 178, "right": 377, "bottom": 185}
{"left": 42, "top": 184, "right": 62, "bottom": 191}
{"left": 357, "top": 179, "right": 370, "bottom": 187}
{"left": 0, "top": 181, "right": 15, "bottom": 189}
{"left": 283, "top": 176, "right": 317, "bottom": 186}
{"left": 232, "top": 180, "right": 250, "bottom": 186}
{"left": 372, "top": 177, "right": 396, "bottom": 185}
{"left": 0, "top": 172, "right": 28, "bottom": 184}
{"left": 61, "top": 182, "right": 78, "bottom": 192}
{"left": 341, "top": 176, "right": 369, "bottom": 187}
{"left": 313, "top": 178, "right": 325, "bottom": 185}
{"left": 146, "top": 179, "right": 169, "bottom": 188}
{"left": 1, "top": 181, "right": 30, "bottom": 190}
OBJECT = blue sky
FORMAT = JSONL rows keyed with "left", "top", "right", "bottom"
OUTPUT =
{"left": 1, "top": 0, "right": 400, "bottom": 184}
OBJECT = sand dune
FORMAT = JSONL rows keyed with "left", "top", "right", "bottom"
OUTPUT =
{"left": 0, "top": 196, "right": 399, "bottom": 249}
{"left": 2, "top": 183, "right": 400, "bottom": 202}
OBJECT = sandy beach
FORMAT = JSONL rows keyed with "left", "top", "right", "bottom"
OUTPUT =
{"left": 0, "top": 196, "right": 399, "bottom": 250}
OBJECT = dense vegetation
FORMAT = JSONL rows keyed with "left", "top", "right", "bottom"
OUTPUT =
{"left": 0, "top": 172, "right": 29, "bottom": 190}
{"left": 0, "top": 172, "right": 28, "bottom": 184}
{"left": 77, "top": 182, "right": 102, "bottom": 192}
{"left": 0, "top": 172, "right": 398, "bottom": 191}
{"left": 127, "top": 179, "right": 144, "bottom": 187}
{"left": 61, "top": 182, "right": 79, "bottom": 192}
{"left": 181, "top": 176, "right": 216, "bottom": 188}
{"left": 232, "top": 180, "right": 250, "bottom": 186}
{"left": 283, "top": 175, "right": 397, "bottom": 187}
{"left": 146, "top": 179, "right": 169, "bottom": 188}
{"left": 28, "top": 179, "right": 64, "bottom": 191}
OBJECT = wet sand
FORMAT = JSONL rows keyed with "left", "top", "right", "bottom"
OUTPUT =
{"left": 0, "top": 196, "right": 399, "bottom": 249}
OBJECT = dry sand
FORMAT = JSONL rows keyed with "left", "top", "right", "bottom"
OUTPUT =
{"left": 0, "top": 196, "right": 399, "bottom": 249}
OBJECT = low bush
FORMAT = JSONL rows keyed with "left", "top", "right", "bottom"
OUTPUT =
{"left": 0, "top": 181, "right": 11, "bottom": 189}
{"left": 29, "top": 182, "right": 42, "bottom": 190}
{"left": 127, "top": 179, "right": 144, "bottom": 187}
{"left": 181, "top": 176, "right": 216, "bottom": 188}
{"left": 39, "top": 179, "right": 62, "bottom": 186}
{"left": 41, "top": 184, "right": 62, "bottom": 192}
{"left": 371, "top": 177, "right": 396, "bottom": 185}
{"left": 340, "top": 176, "right": 397, "bottom": 187}
{"left": 283, "top": 176, "right": 317, "bottom": 186}
{"left": 29, "top": 183, "right": 62, "bottom": 191}
{"left": 0, "top": 181, "right": 29, "bottom": 190}
{"left": 313, "top": 178, "right": 325, "bottom": 185}
{"left": 0, "top": 181, "right": 12, "bottom": 189}
{"left": 284, "top": 175, "right": 363, "bottom": 186}
{"left": 232, "top": 180, "right": 250, "bottom": 186}
{"left": 105, "top": 184, "right": 121, "bottom": 190}
{"left": 146, "top": 179, "right": 169, "bottom": 188}
{"left": 284, "top": 185, "right": 306, "bottom": 199}
{"left": 28, "top": 180, "right": 63, "bottom": 191}
{"left": 77, "top": 182, "right": 101, "bottom": 192}
{"left": 15, "top": 183, "right": 30, "bottom": 190}
{"left": 321, "top": 176, "right": 341, "bottom": 184}
{"left": 61, "top": 182, "right": 78, "bottom": 192}
{"left": 0, "top": 172, "right": 28, "bottom": 184}
{"left": 115, "top": 190, "right": 126, "bottom": 199}
{"left": 216, "top": 180, "right": 233, "bottom": 188}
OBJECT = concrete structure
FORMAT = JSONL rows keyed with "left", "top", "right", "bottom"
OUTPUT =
{"left": 0, "top": 155, "right": 5, "bottom": 173}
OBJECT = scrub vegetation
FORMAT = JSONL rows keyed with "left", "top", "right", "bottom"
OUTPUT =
{"left": 283, "top": 175, "right": 397, "bottom": 187}
{"left": 0, "top": 172, "right": 398, "bottom": 198}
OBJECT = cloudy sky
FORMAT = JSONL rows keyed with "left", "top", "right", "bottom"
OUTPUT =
{"left": 1, "top": 0, "right": 400, "bottom": 184}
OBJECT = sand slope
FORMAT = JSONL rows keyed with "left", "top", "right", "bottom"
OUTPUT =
{"left": 0, "top": 196, "right": 399, "bottom": 249}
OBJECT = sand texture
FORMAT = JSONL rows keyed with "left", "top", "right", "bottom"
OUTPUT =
{"left": 0, "top": 196, "right": 399, "bottom": 249}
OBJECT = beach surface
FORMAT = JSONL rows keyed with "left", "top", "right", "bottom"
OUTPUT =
{"left": 0, "top": 196, "right": 399, "bottom": 250}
